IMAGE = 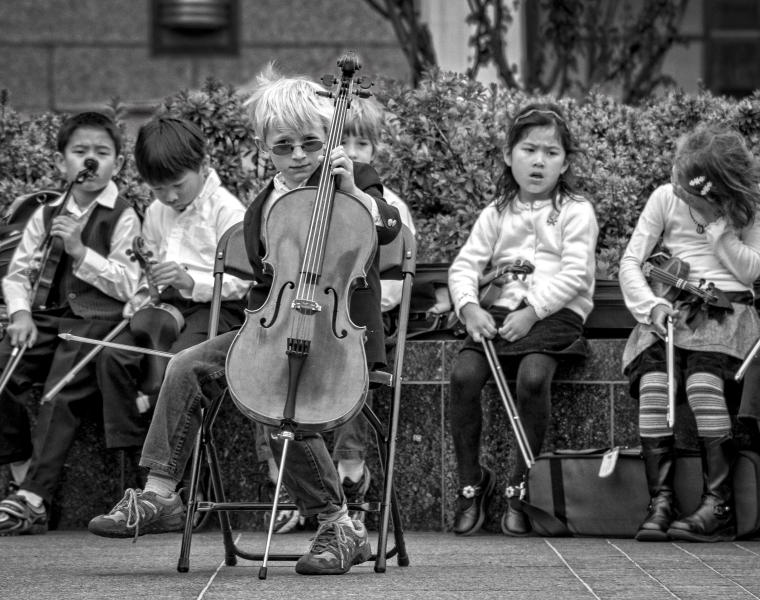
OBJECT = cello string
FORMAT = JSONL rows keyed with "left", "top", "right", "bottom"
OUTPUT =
{"left": 292, "top": 80, "right": 350, "bottom": 342}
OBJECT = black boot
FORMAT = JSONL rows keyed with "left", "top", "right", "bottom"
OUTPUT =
{"left": 668, "top": 435, "right": 736, "bottom": 542}
{"left": 636, "top": 436, "right": 678, "bottom": 541}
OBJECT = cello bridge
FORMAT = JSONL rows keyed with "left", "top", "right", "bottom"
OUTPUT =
{"left": 291, "top": 299, "right": 321, "bottom": 315}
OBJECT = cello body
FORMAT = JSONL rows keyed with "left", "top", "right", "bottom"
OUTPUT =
{"left": 226, "top": 186, "right": 376, "bottom": 431}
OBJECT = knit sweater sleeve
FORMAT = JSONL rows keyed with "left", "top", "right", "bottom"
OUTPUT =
{"left": 448, "top": 203, "right": 500, "bottom": 315}
{"left": 525, "top": 198, "right": 599, "bottom": 319}
{"left": 618, "top": 186, "right": 672, "bottom": 324}
{"left": 707, "top": 215, "right": 760, "bottom": 288}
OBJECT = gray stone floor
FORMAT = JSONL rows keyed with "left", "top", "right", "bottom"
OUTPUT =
{"left": 3, "top": 529, "right": 760, "bottom": 599}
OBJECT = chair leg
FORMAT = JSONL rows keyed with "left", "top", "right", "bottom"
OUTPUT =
{"left": 364, "top": 399, "right": 409, "bottom": 572}
{"left": 177, "top": 415, "right": 206, "bottom": 573}
{"left": 205, "top": 427, "right": 237, "bottom": 566}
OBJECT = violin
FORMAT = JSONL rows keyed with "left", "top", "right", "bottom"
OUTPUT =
{"left": 448, "top": 260, "right": 536, "bottom": 335}
{"left": 225, "top": 53, "right": 375, "bottom": 432}
{"left": 29, "top": 158, "right": 99, "bottom": 310}
{"left": 29, "top": 159, "right": 99, "bottom": 310}
{"left": 642, "top": 256, "right": 732, "bottom": 310}
{"left": 127, "top": 236, "right": 185, "bottom": 394}
{"left": 478, "top": 260, "right": 536, "bottom": 310}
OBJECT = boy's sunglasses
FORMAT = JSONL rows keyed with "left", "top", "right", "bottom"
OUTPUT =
{"left": 268, "top": 140, "right": 324, "bottom": 156}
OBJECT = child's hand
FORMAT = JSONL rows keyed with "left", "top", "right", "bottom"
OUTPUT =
{"left": 148, "top": 261, "right": 194, "bottom": 293}
{"left": 498, "top": 306, "right": 539, "bottom": 342}
{"left": 427, "top": 287, "right": 452, "bottom": 315}
{"left": 6, "top": 310, "right": 37, "bottom": 348}
{"left": 123, "top": 289, "right": 151, "bottom": 318}
{"left": 650, "top": 303, "right": 678, "bottom": 336}
{"left": 672, "top": 180, "right": 723, "bottom": 223}
{"left": 327, "top": 145, "right": 360, "bottom": 197}
{"left": 51, "top": 215, "right": 86, "bottom": 262}
{"left": 460, "top": 303, "right": 497, "bottom": 342}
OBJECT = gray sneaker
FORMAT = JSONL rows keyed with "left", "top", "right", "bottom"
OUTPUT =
{"left": 0, "top": 493, "right": 47, "bottom": 535}
{"left": 88, "top": 488, "right": 185, "bottom": 540}
{"left": 295, "top": 518, "right": 372, "bottom": 575}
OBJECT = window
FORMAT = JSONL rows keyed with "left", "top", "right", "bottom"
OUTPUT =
{"left": 151, "top": 0, "right": 240, "bottom": 56}
{"left": 705, "top": 0, "right": 760, "bottom": 97}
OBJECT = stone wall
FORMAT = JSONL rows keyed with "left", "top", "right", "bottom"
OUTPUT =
{"left": 4, "top": 332, "right": 754, "bottom": 533}
{"left": 0, "top": 0, "right": 409, "bottom": 119}
{"left": 0, "top": 337, "right": 642, "bottom": 532}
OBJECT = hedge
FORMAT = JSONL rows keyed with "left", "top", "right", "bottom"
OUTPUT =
{"left": 4, "top": 73, "right": 760, "bottom": 278}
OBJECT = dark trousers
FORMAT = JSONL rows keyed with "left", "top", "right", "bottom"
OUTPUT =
{"left": 450, "top": 348, "right": 558, "bottom": 486}
{"left": 0, "top": 308, "right": 118, "bottom": 505}
{"left": 96, "top": 300, "right": 244, "bottom": 449}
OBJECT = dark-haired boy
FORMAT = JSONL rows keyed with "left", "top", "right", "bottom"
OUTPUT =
{"left": 95, "top": 116, "right": 249, "bottom": 467}
{"left": 0, "top": 111, "right": 143, "bottom": 535}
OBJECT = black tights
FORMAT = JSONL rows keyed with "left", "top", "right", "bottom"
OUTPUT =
{"left": 450, "top": 349, "right": 558, "bottom": 486}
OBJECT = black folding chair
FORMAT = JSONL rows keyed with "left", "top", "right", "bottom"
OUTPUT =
{"left": 177, "top": 222, "right": 415, "bottom": 574}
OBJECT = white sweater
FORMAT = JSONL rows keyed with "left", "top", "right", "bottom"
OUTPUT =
{"left": 448, "top": 195, "right": 599, "bottom": 321}
{"left": 619, "top": 183, "right": 760, "bottom": 324}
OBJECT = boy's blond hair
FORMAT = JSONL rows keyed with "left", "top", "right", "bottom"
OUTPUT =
{"left": 344, "top": 97, "right": 385, "bottom": 149}
{"left": 244, "top": 63, "right": 333, "bottom": 142}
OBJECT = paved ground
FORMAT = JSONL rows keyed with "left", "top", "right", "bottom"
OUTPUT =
{"left": 3, "top": 528, "right": 760, "bottom": 599}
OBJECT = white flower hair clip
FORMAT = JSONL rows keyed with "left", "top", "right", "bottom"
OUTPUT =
{"left": 688, "top": 175, "right": 713, "bottom": 196}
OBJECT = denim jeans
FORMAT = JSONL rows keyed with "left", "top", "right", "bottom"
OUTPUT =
{"left": 332, "top": 390, "right": 373, "bottom": 462}
{"left": 139, "top": 331, "right": 345, "bottom": 516}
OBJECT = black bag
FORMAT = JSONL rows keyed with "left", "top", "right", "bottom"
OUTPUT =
{"left": 734, "top": 450, "right": 760, "bottom": 538}
{"left": 520, "top": 448, "right": 760, "bottom": 538}
{"left": 522, "top": 448, "right": 657, "bottom": 537}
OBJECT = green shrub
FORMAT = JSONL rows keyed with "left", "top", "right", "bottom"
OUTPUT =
{"left": 4, "top": 74, "right": 760, "bottom": 279}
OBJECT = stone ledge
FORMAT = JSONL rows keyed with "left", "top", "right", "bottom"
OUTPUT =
{"left": 1, "top": 337, "right": 753, "bottom": 531}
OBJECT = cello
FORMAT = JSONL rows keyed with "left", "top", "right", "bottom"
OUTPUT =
{"left": 225, "top": 52, "right": 377, "bottom": 579}
{"left": 225, "top": 53, "right": 375, "bottom": 433}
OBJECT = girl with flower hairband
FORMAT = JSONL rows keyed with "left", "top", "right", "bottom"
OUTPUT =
{"left": 619, "top": 125, "right": 760, "bottom": 543}
{"left": 448, "top": 102, "right": 598, "bottom": 536}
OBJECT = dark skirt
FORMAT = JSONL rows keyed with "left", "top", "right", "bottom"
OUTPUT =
{"left": 459, "top": 305, "right": 588, "bottom": 360}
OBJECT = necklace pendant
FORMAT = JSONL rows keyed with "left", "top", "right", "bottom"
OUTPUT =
{"left": 696, "top": 224, "right": 705, "bottom": 234}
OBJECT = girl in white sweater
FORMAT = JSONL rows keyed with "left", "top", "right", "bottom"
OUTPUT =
{"left": 619, "top": 126, "right": 760, "bottom": 543}
{"left": 448, "top": 103, "right": 598, "bottom": 536}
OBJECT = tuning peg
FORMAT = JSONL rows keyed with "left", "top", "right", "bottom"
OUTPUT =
{"left": 321, "top": 74, "right": 337, "bottom": 87}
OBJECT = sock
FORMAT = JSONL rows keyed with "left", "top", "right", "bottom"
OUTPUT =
{"left": 143, "top": 472, "right": 178, "bottom": 498}
{"left": 17, "top": 489, "right": 44, "bottom": 508}
{"left": 9, "top": 459, "right": 31, "bottom": 486}
{"left": 686, "top": 372, "right": 731, "bottom": 437}
{"left": 267, "top": 457, "right": 279, "bottom": 485}
{"left": 337, "top": 459, "right": 365, "bottom": 483}
{"left": 318, "top": 505, "right": 352, "bottom": 526}
{"left": 638, "top": 372, "right": 672, "bottom": 437}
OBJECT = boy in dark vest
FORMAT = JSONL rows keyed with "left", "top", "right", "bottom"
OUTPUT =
{"left": 0, "top": 111, "right": 142, "bottom": 535}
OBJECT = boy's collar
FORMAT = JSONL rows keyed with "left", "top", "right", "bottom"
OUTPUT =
{"left": 65, "top": 180, "right": 119, "bottom": 211}
{"left": 273, "top": 171, "right": 310, "bottom": 193}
